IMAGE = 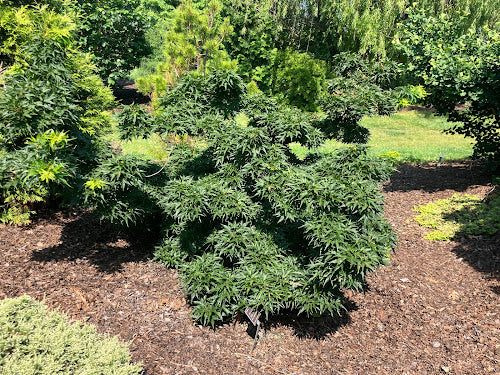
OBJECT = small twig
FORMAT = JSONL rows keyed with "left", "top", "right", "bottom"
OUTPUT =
{"left": 145, "top": 158, "right": 168, "bottom": 178}
{"left": 250, "top": 320, "right": 261, "bottom": 354}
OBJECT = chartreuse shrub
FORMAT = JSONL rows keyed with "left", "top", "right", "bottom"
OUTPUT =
{"left": 0, "top": 5, "right": 115, "bottom": 224}
{"left": 270, "top": 49, "right": 327, "bottom": 111}
{"left": 0, "top": 295, "right": 142, "bottom": 374}
{"left": 414, "top": 193, "right": 500, "bottom": 241}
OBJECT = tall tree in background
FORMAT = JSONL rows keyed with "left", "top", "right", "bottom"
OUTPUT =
{"left": 396, "top": 11, "right": 499, "bottom": 172}
{"left": 318, "top": 0, "right": 499, "bottom": 59}
{"left": 134, "top": 0, "right": 234, "bottom": 99}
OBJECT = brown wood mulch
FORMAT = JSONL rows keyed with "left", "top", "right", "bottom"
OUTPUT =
{"left": 0, "top": 162, "right": 498, "bottom": 375}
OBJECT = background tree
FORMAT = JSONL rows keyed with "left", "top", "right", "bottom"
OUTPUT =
{"left": 134, "top": 0, "right": 234, "bottom": 99}
{"left": 73, "top": 0, "right": 153, "bottom": 84}
{"left": 396, "top": 11, "right": 500, "bottom": 172}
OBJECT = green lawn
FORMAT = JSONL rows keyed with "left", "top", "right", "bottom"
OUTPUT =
{"left": 291, "top": 109, "right": 473, "bottom": 163}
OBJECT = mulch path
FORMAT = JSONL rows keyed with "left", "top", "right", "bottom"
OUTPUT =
{"left": 0, "top": 162, "right": 498, "bottom": 374}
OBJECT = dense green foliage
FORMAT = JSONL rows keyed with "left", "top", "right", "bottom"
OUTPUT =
{"left": 116, "top": 104, "right": 154, "bottom": 140}
{"left": 314, "top": 53, "right": 401, "bottom": 143}
{"left": 155, "top": 130, "right": 395, "bottom": 325}
{"left": 270, "top": 49, "right": 327, "bottom": 111}
{"left": 414, "top": 193, "right": 500, "bottom": 241}
{"left": 86, "top": 72, "right": 396, "bottom": 325}
{"left": 2, "top": 0, "right": 498, "bottom": 328}
{"left": 0, "top": 295, "right": 142, "bottom": 374}
{"left": 74, "top": 0, "right": 153, "bottom": 84}
{"left": 0, "top": 5, "right": 114, "bottom": 223}
{"left": 134, "top": 0, "right": 234, "bottom": 99}
{"left": 397, "top": 11, "right": 500, "bottom": 172}
{"left": 318, "top": 0, "right": 499, "bottom": 59}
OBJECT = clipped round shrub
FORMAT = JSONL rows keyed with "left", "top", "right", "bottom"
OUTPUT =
{"left": 0, "top": 295, "right": 142, "bottom": 374}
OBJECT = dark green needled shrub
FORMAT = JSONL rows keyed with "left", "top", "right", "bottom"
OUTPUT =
{"left": 149, "top": 95, "right": 395, "bottom": 325}
{"left": 153, "top": 69, "right": 246, "bottom": 136}
{"left": 90, "top": 72, "right": 396, "bottom": 326}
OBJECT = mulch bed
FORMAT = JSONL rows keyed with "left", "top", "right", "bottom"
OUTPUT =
{"left": 0, "top": 162, "right": 498, "bottom": 374}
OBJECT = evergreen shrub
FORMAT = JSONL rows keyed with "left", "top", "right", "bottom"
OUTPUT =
{"left": 153, "top": 70, "right": 246, "bottom": 136}
{"left": 116, "top": 104, "right": 154, "bottom": 141}
{"left": 0, "top": 295, "right": 142, "bottom": 374}
{"left": 88, "top": 70, "right": 396, "bottom": 326}
{"left": 0, "top": 5, "right": 115, "bottom": 224}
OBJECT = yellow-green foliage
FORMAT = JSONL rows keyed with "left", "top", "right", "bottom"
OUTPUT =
{"left": 0, "top": 296, "right": 142, "bottom": 374}
{"left": 413, "top": 193, "right": 500, "bottom": 241}
{"left": 0, "top": 4, "right": 76, "bottom": 58}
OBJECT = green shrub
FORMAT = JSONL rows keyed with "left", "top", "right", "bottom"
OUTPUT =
{"left": 270, "top": 49, "right": 327, "bottom": 111}
{"left": 91, "top": 67, "right": 396, "bottom": 325}
{"left": 317, "top": 77, "right": 397, "bottom": 143}
{"left": 134, "top": 0, "right": 234, "bottom": 99}
{"left": 219, "top": 0, "right": 279, "bottom": 92}
{"left": 392, "top": 85, "right": 429, "bottom": 108}
{"left": 0, "top": 130, "right": 73, "bottom": 225}
{"left": 153, "top": 70, "right": 246, "bottom": 136}
{"left": 150, "top": 137, "right": 395, "bottom": 325}
{"left": 74, "top": 0, "right": 153, "bottom": 84}
{"left": 0, "top": 295, "right": 142, "bottom": 374}
{"left": 0, "top": 5, "right": 115, "bottom": 224}
{"left": 396, "top": 11, "right": 500, "bottom": 173}
{"left": 316, "top": 52, "right": 400, "bottom": 144}
{"left": 414, "top": 193, "right": 500, "bottom": 241}
{"left": 83, "top": 154, "right": 165, "bottom": 228}
{"left": 116, "top": 104, "right": 154, "bottom": 141}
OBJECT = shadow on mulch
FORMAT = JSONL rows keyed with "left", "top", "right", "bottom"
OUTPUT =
{"left": 261, "top": 299, "right": 356, "bottom": 340}
{"left": 31, "top": 212, "right": 158, "bottom": 273}
{"left": 451, "top": 233, "right": 500, "bottom": 293}
{"left": 384, "top": 163, "right": 490, "bottom": 193}
{"left": 113, "top": 80, "right": 151, "bottom": 105}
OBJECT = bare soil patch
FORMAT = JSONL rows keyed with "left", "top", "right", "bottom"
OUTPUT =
{"left": 0, "top": 162, "right": 498, "bottom": 374}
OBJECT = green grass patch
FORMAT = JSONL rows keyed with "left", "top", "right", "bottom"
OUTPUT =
{"left": 413, "top": 193, "right": 500, "bottom": 241}
{"left": 119, "top": 134, "right": 170, "bottom": 161}
{"left": 0, "top": 295, "right": 142, "bottom": 374}
{"left": 361, "top": 110, "right": 473, "bottom": 163}
{"left": 291, "top": 110, "right": 474, "bottom": 163}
